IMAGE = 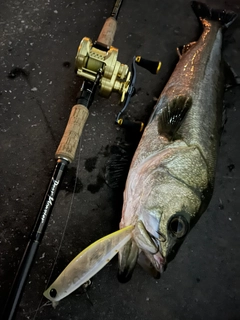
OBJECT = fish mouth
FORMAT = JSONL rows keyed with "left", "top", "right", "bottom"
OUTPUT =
{"left": 132, "top": 220, "right": 167, "bottom": 275}
{"left": 145, "top": 250, "right": 166, "bottom": 275}
{"left": 118, "top": 222, "right": 167, "bottom": 282}
{"left": 117, "top": 240, "right": 166, "bottom": 283}
{"left": 135, "top": 249, "right": 166, "bottom": 280}
{"left": 148, "top": 235, "right": 167, "bottom": 273}
{"left": 153, "top": 251, "right": 166, "bottom": 273}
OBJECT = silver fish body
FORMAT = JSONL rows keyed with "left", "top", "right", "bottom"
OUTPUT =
{"left": 118, "top": 1, "right": 237, "bottom": 281}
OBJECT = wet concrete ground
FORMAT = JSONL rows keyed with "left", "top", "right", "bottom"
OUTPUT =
{"left": 1, "top": 0, "right": 240, "bottom": 319}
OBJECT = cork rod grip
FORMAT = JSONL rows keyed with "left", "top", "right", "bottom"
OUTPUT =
{"left": 97, "top": 17, "right": 117, "bottom": 47}
{"left": 55, "top": 104, "right": 89, "bottom": 163}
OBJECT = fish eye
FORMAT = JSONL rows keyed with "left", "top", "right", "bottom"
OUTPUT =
{"left": 50, "top": 288, "right": 57, "bottom": 298}
{"left": 168, "top": 216, "right": 188, "bottom": 238}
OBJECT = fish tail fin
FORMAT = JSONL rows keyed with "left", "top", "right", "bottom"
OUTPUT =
{"left": 191, "top": 1, "right": 237, "bottom": 28}
{"left": 118, "top": 239, "right": 139, "bottom": 283}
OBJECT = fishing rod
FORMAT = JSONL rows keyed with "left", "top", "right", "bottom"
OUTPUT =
{"left": 2, "top": 1, "right": 161, "bottom": 319}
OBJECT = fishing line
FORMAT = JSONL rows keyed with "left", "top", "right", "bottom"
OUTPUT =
{"left": 32, "top": 137, "right": 83, "bottom": 319}
{"left": 26, "top": 301, "right": 52, "bottom": 318}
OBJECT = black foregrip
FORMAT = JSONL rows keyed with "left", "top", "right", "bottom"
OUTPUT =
{"left": 117, "top": 119, "right": 144, "bottom": 132}
{"left": 135, "top": 56, "right": 161, "bottom": 74}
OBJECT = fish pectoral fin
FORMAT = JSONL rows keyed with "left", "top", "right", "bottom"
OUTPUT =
{"left": 105, "top": 144, "right": 137, "bottom": 189}
{"left": 158, "top": 95, "right": 192, "bottom": 140}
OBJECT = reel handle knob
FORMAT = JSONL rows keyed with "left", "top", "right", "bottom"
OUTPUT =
{"left": 117, "top": 119, "right": 144, "bottom": 132}
{"left": 135, "top": 56, "right": 161, "bottom": 74}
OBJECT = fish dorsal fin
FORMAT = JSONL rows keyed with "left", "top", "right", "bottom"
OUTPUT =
{"left": 158, "top": 95, "right": 192, "bottom": 140}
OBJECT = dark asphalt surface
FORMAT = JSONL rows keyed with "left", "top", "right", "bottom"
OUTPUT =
{"left": 1, "top": 1, "right": 240, "bottom": 319}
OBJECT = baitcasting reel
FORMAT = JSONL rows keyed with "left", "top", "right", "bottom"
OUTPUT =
{"left": 75, "top": 37, "right": 130, "bottom": 102}
{"left": 75, "top": 34, "right": 161, "bottom": 131}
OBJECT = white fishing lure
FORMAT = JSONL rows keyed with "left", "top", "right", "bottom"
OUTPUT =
{"left": 43, "top": 225, "right": 134, "bottom": 306}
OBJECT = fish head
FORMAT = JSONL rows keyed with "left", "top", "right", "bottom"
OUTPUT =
{"left": 119, "top": 156, "right": 205, "bottom": 281}
{"left": 132, "top": 206, "right": 191, "bottom": 277}
{"left": 132, "top": 177, "right": 202, "bottom": 275}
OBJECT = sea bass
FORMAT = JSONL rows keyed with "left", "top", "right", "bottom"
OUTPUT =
{"left": 118, "top": 1, "right": 237, "bottom": 282}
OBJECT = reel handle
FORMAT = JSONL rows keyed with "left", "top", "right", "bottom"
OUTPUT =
{"left": 135, "top": 56, "right": 161, "bottom": 74}
{"left": 55, "top": 104, "right": 89, "bottom": 162}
